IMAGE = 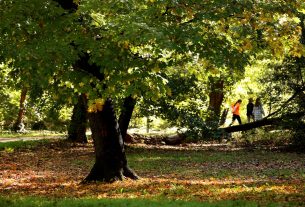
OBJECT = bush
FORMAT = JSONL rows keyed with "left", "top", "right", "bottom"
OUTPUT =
{"left": 237, "top": 128, "right": 293, "bottom": 147}
{"left": 291, "top": 121, "right": 305, "bottom": 151}
{"left": 31, "top": 121, "right": 47, "bottom": 130}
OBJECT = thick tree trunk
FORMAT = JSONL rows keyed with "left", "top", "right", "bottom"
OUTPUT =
{"left": 67, "top": 94, "right": 88, "bottom": 143}
{"left": 13, "top": 87, "right": 27, "bottom": 132}
{"left": 206, "top": 77, "right": 224, "bottom": 125}
{"left": 84, "top": 98, "right": 138, "bottom": 183}
{"left": 53, "top": 0, "right": 138, "bottom": 182}
{"left": 118, "top": 96, "right": 136, "bottom": 142}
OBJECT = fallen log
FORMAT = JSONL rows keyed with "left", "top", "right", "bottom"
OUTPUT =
{"left": 162, "top": 134, "right": 185, "bottom": 145}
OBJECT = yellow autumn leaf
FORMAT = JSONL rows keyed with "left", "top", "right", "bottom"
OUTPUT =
{"left": 107, "top": 86, "right": 115, "bottom": 93}
{"left": 187, "top": 8, "right": 194, "bottom": 19}
{"left": 166, "top": 87, "right": 172, "bottom": 96}
{"left": 123, "top": 41, "right": 129, "bottom": 49}
{"left": 210, "top": 67, "right": 218, "bottom": 74}
{"left": 152, "top": 66, "right": 160, "bottom": 73}
{"left": 88, "top": 104, "right": 97, "bottom": 113}
{"left": 242, "top": 40, "right": 253, "bottom": 51}
{"left": 95, "top": 98, "right": 105, "bottom": 111}
{"left": 290, "top": 43, "right": 304, "bottom": 58}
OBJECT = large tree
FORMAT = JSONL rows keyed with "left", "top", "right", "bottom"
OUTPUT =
{"left": 1, "top": 0, "right": 304, "bottom": 181}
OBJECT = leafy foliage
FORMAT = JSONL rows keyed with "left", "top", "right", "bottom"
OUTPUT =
{"left": 1, "top": 0, "right": 305, "bottom": 144}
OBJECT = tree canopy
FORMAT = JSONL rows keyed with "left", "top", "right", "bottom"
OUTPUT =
{"left": 0, "top": 0, "right": 305, "bottom": 139}
{"left": 2, "top": 0, "right": 303, "bottom": 101}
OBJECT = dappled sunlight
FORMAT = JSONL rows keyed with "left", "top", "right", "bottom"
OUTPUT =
{"left": 0, "top": 169, "right": 81, "bottom": 193}
{"left": 0, "top": 141, "right": 304, "bottom": 204}
{"left": 127, "top": 143, "right": 244, "bottom": 152}
{"left": 135, "top": 156, "right": 164, "bottom": 162}
{"left": 1, "top": 166, "right": 304, "bottom": 203}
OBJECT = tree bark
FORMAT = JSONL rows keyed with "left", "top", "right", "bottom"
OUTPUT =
{"left": 67, "top": 94, "right": 88, "bottom": 143}
{"left": 84, "top": 98, "right": 138, "bottom": 183}
{"left": 206, "top": 77, "right": 224, "bottom": 125}
{"left": 13, "top": 87, "right": 27, "bottom": 132}
{"left": 219, "top": 108, "right": 229, "bottom": 126}
{"left": 118, "top": 96, "right": 136, "bottom": 142}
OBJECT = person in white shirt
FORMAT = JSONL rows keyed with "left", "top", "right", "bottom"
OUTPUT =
{"left": 253, "top": 98, "right": 265, "bottom": 121}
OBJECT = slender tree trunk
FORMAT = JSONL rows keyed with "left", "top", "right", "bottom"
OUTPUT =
{"left": 67, "top": 94, "right": 88, "bottom": 143}
{"left": 219, "top": 108, "right": 229, "bottom": 126}
{"left": 206, "top": 77, "right": 224, "bottom": 125}
{"left": 84, "top": 98, "right": 138, "bottom": 183}
{"left": 118, "top": 96, "right": 136, "bottom": 142}
{"left": 13, "top": 87, "right": 27, "bottom": 132}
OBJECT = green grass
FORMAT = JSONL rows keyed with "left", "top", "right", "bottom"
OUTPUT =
{"left": 0, "top": 130, "right": 64, "bottom": 138}
{"left": 0, "top": 139, "right": 50, "bottom": 151}
{"left": 127, "top": 147, "right": 305, "bottom": 180}
{"left": 0, "top": 197, "right": 289, "bottom": 207}
{"left": 0, "top": 130, "right": 64, "bottom": 151}
{"left": 0, "top": 139, "right": 304, "bottom": 206}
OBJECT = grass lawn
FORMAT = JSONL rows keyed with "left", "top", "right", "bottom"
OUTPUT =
{"left": 0, "top": 139, "right": 304, "bottom": 206}
{"left": 0, "top": 197, "right": 284, "bottom": 207}
{"left": 0, "top": 130, "right": 64, "bottom": 138}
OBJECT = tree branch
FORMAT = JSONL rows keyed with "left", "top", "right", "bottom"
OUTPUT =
{"left": 265, "top": 87, "right": 305, "bottom": 119}
{"left": 222, "top": 112, "right": 305, "bottom": 133}
{"left": 52, "top": 0, "right": 78, "bottom": 11}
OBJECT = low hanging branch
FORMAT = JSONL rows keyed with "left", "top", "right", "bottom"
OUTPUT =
{"left": 265, "top": 88, "right": 305, "bottom": 119}
{"left": 223, "top": 86, "right": 305, "bottom": 133}
{"left": 222, "top": 117, "right": 281, "bottom": 133}
{"left": 222, "top": 112, "right": 305, "bottom": 133}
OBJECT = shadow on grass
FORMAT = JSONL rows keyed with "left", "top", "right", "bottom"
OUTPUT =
{"left": 0, "top": 197, "right": 286, "bottom": 207}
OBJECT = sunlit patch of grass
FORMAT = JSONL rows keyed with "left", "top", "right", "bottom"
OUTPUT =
{"left": 4, "top": 147, "right": 14, "bottom": 153}
{"left": 0, "top": 130, "right": 64, "bottom": 138}
{"left": 0, "top": 139, "right": 50, "bottom": 151}
{"left": 213, "top": 183, "right": 298, "bottom": 197}
{"left": 127, "top": 147, "right": 305, "bottom": 181}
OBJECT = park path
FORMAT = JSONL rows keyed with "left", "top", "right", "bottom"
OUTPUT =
{"left": 0, "top": 135, "right": 65, "bottom": 143}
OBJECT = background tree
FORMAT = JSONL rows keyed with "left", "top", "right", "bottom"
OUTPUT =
{"left": 258, "top": 13, "right": 305, "bottom": 150}
{"left": 67, "top": 94, "right": 88, "bottom": 143}
{"left": 12, "top": 87, "right": 27, "bottom": 132}
{"left": 0, "top": 63, "right": 19, "bottom": 129}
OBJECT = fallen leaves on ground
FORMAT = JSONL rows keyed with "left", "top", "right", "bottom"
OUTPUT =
{"left": 0, "top": 140, "right": 304, "bottom": 205}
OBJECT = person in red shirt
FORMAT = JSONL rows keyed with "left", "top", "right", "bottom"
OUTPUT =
{"left": 229, "top": 99, "right": 242, "bottom": 126}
